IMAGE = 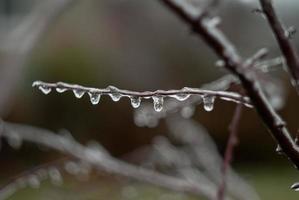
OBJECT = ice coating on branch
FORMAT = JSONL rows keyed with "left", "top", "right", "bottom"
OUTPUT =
{"left": 32, "top": 81, "right": 251, "bottom": 110}
{"left": 202, "top": 95, "right": 216, "bottom": 112}
{"left": 55, "top": 82, "right": 67, "bottom": 93}
{"left": 88, "top": 90, "right": 101, "bottom": 105}
{"left": 152, "top": 96, "right": 164, "bottom": 112}
{"left": 107, "top": 86, "right": 122, "bottom": 102}
{"left": 170, "top": 94, "right": 190, "bottom": 101}
{"left": 130, "top": 96, "right": 141, "bottom": 108}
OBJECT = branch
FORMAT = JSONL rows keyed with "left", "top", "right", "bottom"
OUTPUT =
{"left": 32, "top": 81, "right": 252, "bottom": 112}
{"left": 134, "top": 74, "right": 239, "bottom": 127}
{"left": 259, "top": 0, "right": 299, "bottom": 91}
{"left": 0, "top": 158, "right": 68, "bottom": 200}
{"left": 166, "top": 116, "right": 260, "bottom": 200}
{"left": 218, "top": 104, "right": 243, "bottom": 200}
{"left": 0, "top": 120, "right": 219, "bottom": 200}
{"left": 159, "top": 0, "right": 299, "bottom": 168}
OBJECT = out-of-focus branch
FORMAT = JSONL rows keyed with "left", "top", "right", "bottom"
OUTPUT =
{"left": 0, "top": 0, "right": 76, "bottom": 116}
{"left": 0, "top": 120, "right": 219, "bottom": 200}
{"left": 218, "top": 104, "right": 243, "bottom": 200}
{"left": 159, "top": 0, "right": 299, "bottom": 169}
{"left": 259, "top": 0, "right": 299, "bottom": 91}
{"left": 0, "top": 158, "right": 69, "bottom": 200}
{"left": 166, "top": 116, "right": 259, "bottom": 200}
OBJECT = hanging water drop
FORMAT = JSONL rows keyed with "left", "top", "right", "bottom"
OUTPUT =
{"left": 152, "top": 96, "right": 164, "bottom": 112}
{"left": 276, "top": 145, "right": 283, "bottom": 155}
{"left": 73, "top": 89, "right": 85, "bottom": 98}
{"left": 27, "top": 175, "right": 40, "bottom": 188}
{"left": 107, "top": 86, "right": 122, "bottom": 102}
{"left": 88, "top": 91, "right": 101, "bottom": 105}
{"left": 48, "top": 167, "right": 63, "bottom": 185}
{"left": 130, "top": 96, "right": 141, "bottom": 108}
{"left": 203, "top": 95, "right": 216, "bottom": 112}
{"left": 38, "top": 85, "right": 51, "bottom": 95}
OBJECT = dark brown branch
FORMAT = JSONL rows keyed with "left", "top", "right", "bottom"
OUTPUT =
{"left": 159, "top": 0, "right": 299, "bottom": 168}
{"left": 217, "top": 104, "right": 242, "bottom": 200}
{"left": 259, "top": 0, "right": 299, "bottom": 90}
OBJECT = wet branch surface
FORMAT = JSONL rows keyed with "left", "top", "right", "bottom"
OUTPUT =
{"left": 159, "top": 0, "right": 299, "bottom": 168}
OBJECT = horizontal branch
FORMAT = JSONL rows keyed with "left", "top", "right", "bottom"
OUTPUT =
{"left": 0, "top": 120, "right": 221, "bottom": 200}
{"left": 32, "top": 81, "right": 252, "bottom": 112}
{"left": 259, "top": 0, "right": 299, "bottom": 91}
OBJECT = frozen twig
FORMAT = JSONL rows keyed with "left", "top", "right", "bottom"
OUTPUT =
{"left": 32, "top": 81, "right": 252, "bottom": 112}
{"left": 218, "top": 104, "right": 243, "bottom": 200}
{"left": 259, "top": 0, "right": 299, "bottom": 91}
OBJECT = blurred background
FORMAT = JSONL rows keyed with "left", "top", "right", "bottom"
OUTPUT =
{"left": 0, "top": 0, "right": 299, "bottom": 199}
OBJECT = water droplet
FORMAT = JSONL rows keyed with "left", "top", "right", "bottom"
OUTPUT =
{"left": 56, "top": 83, "right": 67, "bottom": 93}
{"left": 215, "top": 60, "right": 225, "bottom": 67}
{"left": 73, "top": 89, "right": 85, "bottom": 98}
{"left": 276, "top": 145, "right": 283, "bottom": 155}
{"left": 291, "top": 182, "right": 299, "bottom": 191}
{"left": 27, "top": 175, "right": 40, "bottom": 188}
{"left": 152, "top": 96, "right": 164, "bottom": 112}
{"left": 170, "top": 93, "right": 190, "bottom": 101}
{"left": 88, "top": 91, "right": 101, "bottom": 105}
{"left": 65, "top": 161, "right": 80, "bottom": 175}
{"left": 48, "top": 167, "right": 63, "bottom": 185}
{"left": 38, "top": 85, "right": 51, "bottom": 95}
{"left": 7, "top": 132, "right": 22, "bottom": 149}
{"left": 130, "top": 96, "right": 141, "bottom": 108}
{"left": 203, "top": 95, "right": 215, "bottom": 112}
{"left": 107, "top": 86, "right": 122, "bottom": 102}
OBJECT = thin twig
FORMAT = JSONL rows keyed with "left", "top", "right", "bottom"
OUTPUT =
{"left": 166, "top": 116, "right": 260, "bottom": 200}
{"left": 159, "top": 0, "right": 299, "bottom": 168}
{"left": 217, "top": 104, "right": 243, "bottom": 200}
{"left": 259, "top": 0, "right": 299, "bottom": 91}
{"left": 32, "top": 81, "right": 252, "bottom": 107}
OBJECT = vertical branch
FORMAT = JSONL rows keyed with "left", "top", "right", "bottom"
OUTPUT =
{"left": 259, "top": 0, "right": 299, "bottom": 90}
{"left": 217, "top": 104, "right": 243, "bottom": 200}
{"left": 159, "top": 0, "right": 299, "bottom": 169}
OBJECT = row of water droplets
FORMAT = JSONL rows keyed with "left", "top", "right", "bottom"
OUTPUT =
{"left": 33, "top": 81, "right": 217, "bottom": 112}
